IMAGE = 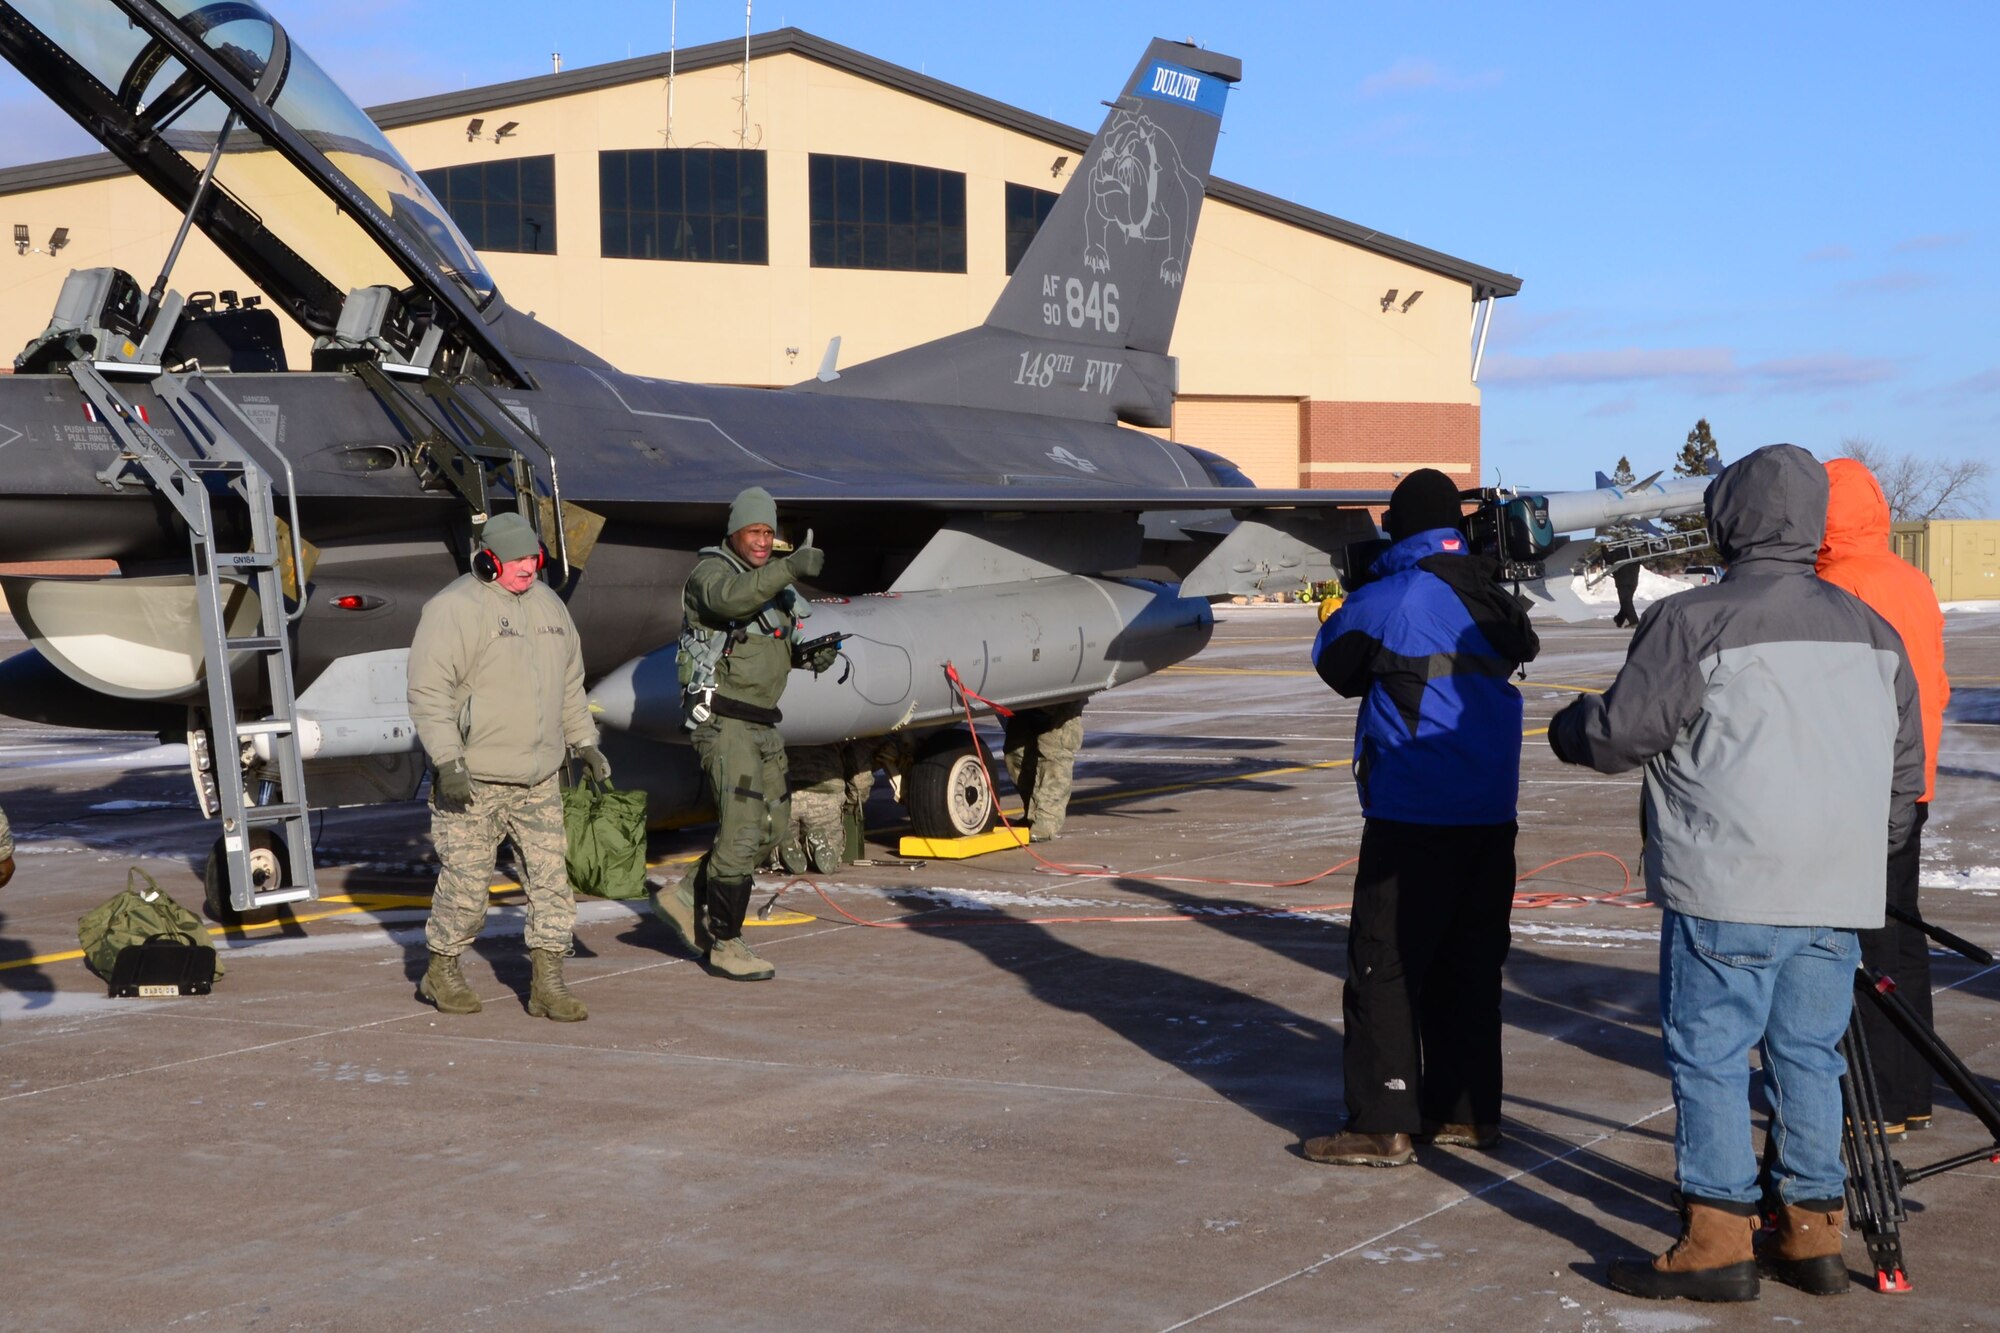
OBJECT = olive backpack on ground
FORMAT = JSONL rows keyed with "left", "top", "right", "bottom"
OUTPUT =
{"left": 77, "top": 868, "right": 223, "bottom": 994}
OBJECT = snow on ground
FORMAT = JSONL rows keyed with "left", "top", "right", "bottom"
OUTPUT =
{"left": 1565, "top": 568, "right": 1696, "bottom": 613}
{"left": 1922, "top": 865, "right": 2000, "bottom": 895}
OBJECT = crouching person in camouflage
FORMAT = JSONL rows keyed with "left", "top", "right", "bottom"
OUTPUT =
{"left": 650, "top": 487, "right": 837, "bottom": 980}
{"left": 407, "top": 511, "right": 610, "bottom": 1020}
{"left": 1003, "top": 699, "right": 1086, "bottom": 842}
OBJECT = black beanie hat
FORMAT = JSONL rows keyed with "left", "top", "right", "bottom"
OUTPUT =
{"left": 1385, "top": 468, "right": 1465, "bottom": 539}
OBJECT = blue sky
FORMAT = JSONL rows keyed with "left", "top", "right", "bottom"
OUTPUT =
{"left": 3, "top": 1, "right": 1994, "bottom": 493}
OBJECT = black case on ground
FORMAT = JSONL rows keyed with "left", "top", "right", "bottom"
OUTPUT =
{"left": 107, "top": 934, "right": 217, "bottom": 997}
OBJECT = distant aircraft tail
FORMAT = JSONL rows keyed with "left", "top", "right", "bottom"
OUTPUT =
{"left": 796, "top": 40, "right": 1241, "bottom": 428}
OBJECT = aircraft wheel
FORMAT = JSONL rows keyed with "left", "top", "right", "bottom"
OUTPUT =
{"left": 908, "top": 744, "right": 997, "bottom": 840}
{"left": 203, "top": 828, "right": 290, "bottom": 923}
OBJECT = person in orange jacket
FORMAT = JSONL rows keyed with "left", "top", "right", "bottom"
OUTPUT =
{"left": 1816, "top": 457, "right": 1950, "bottom": 1134}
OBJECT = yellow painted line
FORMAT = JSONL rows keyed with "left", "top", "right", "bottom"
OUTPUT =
{"left": 1167, "top": 665, "right": 1317, "bottom": 678}
{"left": 0, "top": 850, "right": 709, "bottom": 973}
{"left": 1069, "top": 721, "right": 1563, "bottom": 810}
{"left": 1, "top": 695, "right": 1606, "bottom": 972}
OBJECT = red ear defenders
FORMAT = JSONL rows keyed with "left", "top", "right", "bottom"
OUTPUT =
{"left": 472, "top": 542, "right": 549, "bottom": 582}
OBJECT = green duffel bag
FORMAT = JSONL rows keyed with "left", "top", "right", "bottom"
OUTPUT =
{"left": 563, "top": 775, "right": 650, "bottom": 900}
{"left": 77, "top": 868, "right": 224, "bottom": 981}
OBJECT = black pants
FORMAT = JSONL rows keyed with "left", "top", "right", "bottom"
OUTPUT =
{"left": 1612, "top": 572, "right": 1639, "bottom": 628}
{"left": 1857, "top": 802, "right": 1933, "bottom": 1124}
{"left": 1343, "top": 817, "right": 1518, "bottom": 1133}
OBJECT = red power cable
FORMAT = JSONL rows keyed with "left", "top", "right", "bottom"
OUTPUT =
{"left": 766, "top": 665, "right": 1647, "bottom": 930}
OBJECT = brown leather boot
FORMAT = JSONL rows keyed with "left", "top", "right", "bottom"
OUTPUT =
{"left": 1759, "top": 1199, "right": 1848, "bottom": 1295}
{"left": 1301, "top": 1130, "right": 1415, "bottom": 1167}
{"left": 1419, "top": 1122, "right": 1502, "bottom": 1149}
{"left": 1608, "top": 1194, "right": 1760, "bottom": 1301}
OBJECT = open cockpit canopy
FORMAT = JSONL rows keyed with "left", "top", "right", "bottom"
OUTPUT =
{"left": 0, "top": 0, "right": 525, "bottom": 382}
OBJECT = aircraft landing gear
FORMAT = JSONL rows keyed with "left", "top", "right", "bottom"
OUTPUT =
{"left": 908, "top": 736, "right": 998, "bottom": 840}
{"left": 202, "top": 827, "right": 291, "bottom": 924}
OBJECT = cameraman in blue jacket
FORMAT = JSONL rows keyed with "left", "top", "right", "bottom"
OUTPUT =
{"left": 1303, "top": 468, "right": 1540, "bottom": 1167}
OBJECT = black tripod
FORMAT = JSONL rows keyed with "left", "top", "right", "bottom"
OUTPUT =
{"left": 1832, "top": 907, "right": 2000, "bottom": 1293}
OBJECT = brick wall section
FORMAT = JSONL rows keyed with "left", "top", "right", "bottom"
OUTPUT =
{"left": 1298, "top": 400, "right": 1481, "bottom": 490}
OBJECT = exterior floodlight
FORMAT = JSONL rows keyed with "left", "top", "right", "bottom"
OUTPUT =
{"left": 12, "top": 223, "right": 27, "bottom": 254}
{"left": 466, "top": 117, "right": 483, "bottom": 141}
{"left": 1400, "top": 290, "right": 1422, "bottom": 313}
{"left": 47, "top": 227, "right": 68, "bottom": 254}
{"left": 493, "top": 121, "right": 519, "bottom": 143}
{"left": 1380, "top": 288, "right": 1398, "bottom": 312}
{"left": 1051, "top": 154, "right": 1068, "bottom": 177}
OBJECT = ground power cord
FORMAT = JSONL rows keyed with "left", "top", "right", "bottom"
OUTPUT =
{"left": 757, "top": 662, "right": 1645, "bottom": 931}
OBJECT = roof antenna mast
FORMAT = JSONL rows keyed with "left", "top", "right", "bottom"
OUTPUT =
{"left": 664, "top": 0, "right": 677, "bottom": 146}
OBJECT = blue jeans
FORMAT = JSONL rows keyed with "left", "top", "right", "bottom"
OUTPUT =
{"left": 1659, "top": 909, "right": 1859, "bottom": 1205}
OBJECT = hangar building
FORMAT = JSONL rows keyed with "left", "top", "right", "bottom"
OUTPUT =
{"left": 0, "top": 30, "right": 1520, "bottom": 491}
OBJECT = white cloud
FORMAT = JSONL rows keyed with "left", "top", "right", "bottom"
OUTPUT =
{"left": 1893, "top": 231, "right": 1972, "bottom": 254}
{"left": 1356, "top": 57, "right": 1503, "bottom": 99}
{"left": 1485, "top": 346, "right": 1899, "bottom": 394}
{"left": 1483, "top": 346, "right": 1736, "bottom": 386}
{"left": 1839, "top": 270, "right": 1941, "bottom": 296}
{"left": 1585, "top": 397, "right": 1639, "bottom": 418}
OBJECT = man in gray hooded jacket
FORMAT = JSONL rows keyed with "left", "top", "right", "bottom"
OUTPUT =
{"left": 1550, "top": 444, "right": 1922, "bottom": 1302}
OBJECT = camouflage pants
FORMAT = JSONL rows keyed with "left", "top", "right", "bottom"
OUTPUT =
{"left": 1003, "top": 701, "right": 1086, "bottom": 837}
{"left": 426, "top": 774, "right": 573, "bottom": 955}
{"left": 779, "top": 736, "right": 918, "bottom": 871}
{"left": 783, "top": 743, "right": 848, "bottom": 873}
{"left": 679, "top": 715, "right": 789, "bottom": 938}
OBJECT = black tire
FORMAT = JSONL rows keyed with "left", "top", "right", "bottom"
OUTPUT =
{"left": 908, "top": 740, "right": 998, "bottom": 839}
{"left": 203, "top": 827, "right": 290, "bottom": 923}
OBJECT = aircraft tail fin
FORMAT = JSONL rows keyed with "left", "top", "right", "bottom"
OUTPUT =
{"left": 1594, "top": 471, "right": 1617, "bottom": 491}
{"left": 984, "top": 41, "right": 1238, "bottom": 354}
{"left": 796, "top": 41, "right": 1240, "bottom": 428}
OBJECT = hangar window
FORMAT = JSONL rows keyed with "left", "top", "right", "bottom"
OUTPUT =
{"left": 809, "top": 154, "right": 966, "bottom": 273}
{"left": 419, "top": 155, "right": 558, "bottom": 255}
{"left": 1004, "top": 182, "right": 1059, "bottom": 274}
{"left": 599, "top": 149, "right": 769, "bottom": 264}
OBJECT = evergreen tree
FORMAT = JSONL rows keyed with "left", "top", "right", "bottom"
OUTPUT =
{"left": 1602, "top": 455, "right": 1639, "bottom": 544}
{"left": 1674, "top": 419, "right": 1721, "bottom": 480}
{"left": 1669, "top": 419, "right": 1720, "bottom": 560}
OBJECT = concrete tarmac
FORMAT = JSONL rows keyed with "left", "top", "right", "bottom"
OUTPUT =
{"left": 3, "top": 606, "right": 1998, "bottom": 1330}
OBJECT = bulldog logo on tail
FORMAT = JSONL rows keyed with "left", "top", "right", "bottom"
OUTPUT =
{"left": 1084, "top": 112, "right": 1202, "bottom": 287}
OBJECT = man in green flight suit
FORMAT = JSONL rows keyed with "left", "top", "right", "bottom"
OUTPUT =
{"left": 651, "top": 487, "right": 839, "bottom": 980}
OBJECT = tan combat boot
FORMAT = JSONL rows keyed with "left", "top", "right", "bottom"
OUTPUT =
{"left": 527, "top": 948, "right": 588, "bottom": 1021}
{"left": 648, "top": 878, "right": 703, "bottom": 957}
{"left": 418, "top": 951, "right": 482, "bottom": 1015}
{"left": 705, "top": 935, "right": 775, "bottom": 981}
{"left": 1609, "top": 1194, "right": 1760, "bottom": 1301}
{"left": 1759, "top": 1199, "right": 1849, "bottom": 1295}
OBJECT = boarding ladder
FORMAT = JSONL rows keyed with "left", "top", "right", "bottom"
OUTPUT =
{"left": 351, "top": 363, "right": 572, "bottom": 583}
{"left": 73, "top": 360, "right": 318, "bottom": 915}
